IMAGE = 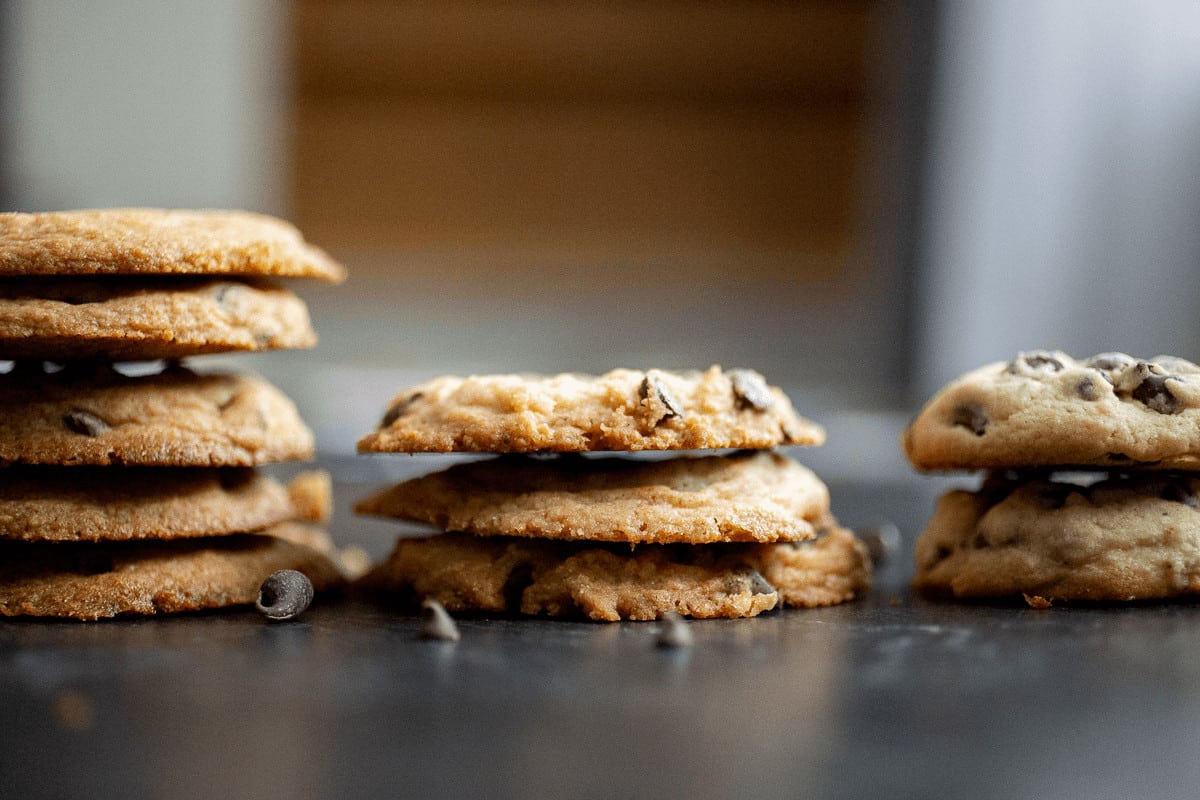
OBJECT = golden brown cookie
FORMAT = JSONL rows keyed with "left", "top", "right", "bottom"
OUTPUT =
{"left": 359, "top": 527, "right": 870, "bottom": 621}
{"left": 914, "top": 472, "right": 1200, "bottom": 601}
{"left": 355, "top": 451, "right": 831, "bottom": 544}
{"left": 0, "top": 468, "right": 330, "bottom": 542}
{"left": 0, "top": 523, "right": 345, "bottom": 620}
{"left": 903, "top": 351, "right": 1200, "bottom": 471}
{"left": 0, "top": 277, "right": 316, "bottom": 360}
{"left": 0, "top": 363, "right": 313, "bottom": 466}
{"left": 0, "top": 208, "right": 345, "bottom": 282}
{"left": 358, "top": 366, "right": 823, "bottom": 453}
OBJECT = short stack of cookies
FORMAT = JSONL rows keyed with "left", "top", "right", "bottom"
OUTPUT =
{"left": 0, "top": 208, "right": 348, "bottom": 620}
{"left": 905, "top": 350, "right": 1200, "bottom": 604}
{"left": 355, "top": 367, "right": 872, "bottom": 621}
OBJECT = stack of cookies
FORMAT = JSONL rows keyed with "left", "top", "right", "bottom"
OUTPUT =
{"left": 355, "top": 367, "right": 872, "bottom": 621}
{"left": 905, "top": 350, "right": 1200, "bottom": 603}
{"left": 0, "top": 209, "right": 348, "bottom": 620}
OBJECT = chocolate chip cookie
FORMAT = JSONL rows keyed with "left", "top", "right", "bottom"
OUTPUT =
{"left": 355, "top": 450, "right": 831, "bottom": 545}
{"left": 359, "top": 527, "right": 870, "bottom": 621}
{"left": 0, "top": 469, "right": 329, "bottom": 542}
{"left": 914, "top": 472, "right": 1200, "bottom": 601}
{"left": 0, "top": 362, "right": 314, "bottom": 466}
{"left": 0, "top": 523, "right": 345, "bottom": 620}
{"left": 358, "top": 366, "right": 823, "bottom": 453}
{"left": 903, "top": 351, "right": 1200, "bottom": 471}
{"left": 0, "top": 208, "right": 345, "bottom": 282}
{"left": 0, "top": 277, "right": 316, "bottom": 360}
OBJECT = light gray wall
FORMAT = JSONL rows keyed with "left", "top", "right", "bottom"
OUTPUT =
{"left": 915, "top": 0, "right": 1200, "bottom": 398}
{"left": 0, "top": 0, "right": 287, "bottom": 213}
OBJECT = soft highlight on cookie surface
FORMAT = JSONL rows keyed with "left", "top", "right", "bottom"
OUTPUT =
{"left": 0, "top": 208, "right": 345, "bottom": 282}
{"left": 358, "top": 366, "right": 823, "bottom": 453}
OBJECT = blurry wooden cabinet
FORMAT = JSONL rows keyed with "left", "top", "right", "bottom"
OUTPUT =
{"left": 290, "top": 1, "right": 877, "bottom": 281}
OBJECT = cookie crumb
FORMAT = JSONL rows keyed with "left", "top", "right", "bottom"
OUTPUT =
{"left": 256, "top": 569, "right": 314, "bottom": 621}
{"left": 419, "top": 599, "right": 461, "bottom": 642}
{"left": 1022, "top": 593, "right": 1053, "bottom": 609}
{"left": 656, "top": 612, "right": 693, "bottom": 648}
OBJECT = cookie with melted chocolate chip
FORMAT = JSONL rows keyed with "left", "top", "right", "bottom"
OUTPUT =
{"left": 358, "top": 527, "right": 871, "bottom": 621}
{"left": 914, "top": 472, "right": 1200, "bottom": 601}
{"left": 357, "top": 366, "right": 823, "bottom": 453}
{"left": 903, "top": 351, "right": 1200, "bottom": 471}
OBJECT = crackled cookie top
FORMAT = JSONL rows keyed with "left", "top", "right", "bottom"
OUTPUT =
{"left": 0, "top": 277, "right": 316, "bottom": 360}
{"left": 359, "top": 527, "right": 870, "bottom": 621}
{"left": 0, "top": 469, "right": 329, "bottom": 542}
{"left": 0, "top": 209, "right": 345, "bottom": 282}
{"left": 0, "top": 524, "right": 345, "bottom": 620}
{"left": 0, "top": 363, "right": 313, "bottom": 466}
{"left": 903, "top": 351, "right": 1200, "bottom": 471}
{"left": 914, "top": 472, "right": 1200, "bottom": 601}
{"left": 358, "top": 366, "right": 823, "bottom": 453}
{"left": 355, "top": 451, "right": 831, "bottom": 544}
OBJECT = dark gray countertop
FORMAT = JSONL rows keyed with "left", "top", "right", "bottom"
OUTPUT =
{"left": 2, "top": 467, "right": 1199, "bottom": 800}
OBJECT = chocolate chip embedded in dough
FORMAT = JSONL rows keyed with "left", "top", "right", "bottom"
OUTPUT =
{"left": 255, "top": 569, "right": 314, "bottom": 621}
{"left": 950, "top": 403, "right": 988, "bottom": 436}
{"left": 380, "top": 392, "right": 424, "bottom": 428}
{"left": 419, "top": 599, "right": 461, "bottom": 642}
{"left": 727, "top": 369, "right": 773, "bottom": 411}
{"left": 1006, "top": 351, "right": 1065, "bottom": 375}
{"left": 62, "top": 410, "right": 110, "bottom": 437}
{"left": 1030, "top": 483, "right": 1073, "bottom": 510}
{"left": 638, "top": 374, "right": 685, "bottom": 424}
{"left": 732, "top": 569, "right": 776, "bottom": 597}
{"left": 1132, "top": 373, "right": 1181, "bottom": 414}
{"left": 1075, "top": 376, "right": 1100, "bottom": 401}
{"left": 1087, "top": 352, "right": 1136, "bottom": 372}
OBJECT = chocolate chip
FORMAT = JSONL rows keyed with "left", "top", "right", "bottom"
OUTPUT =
{"left": 1006, "top": 351, "right": 1065, "bottom": 375}
{"left": 255, "top": 569, "right": 314, "bottom": 621}
{"left": 858, "top": 521, "right": 901, "bottom": 564}
{"left": 62, "top": 410, "right": 110, "bottom": 437}
{"left": 970, "top": 532, "right": 989, "bottom": 549}
{"left": 1087, "top": 352, "right": 1135, "bottom": 372}
{"left": 380, "top": 392, "right": 424, "bottom": 428}
{"left": 1030, "top": 483, "right": 1072, "bottom": 510}
{"left": 419, "top": 599, "right": 461, "bottom": 642}
{"left": 1075, "top": 376, "right": 1099, "bottom": 401}
{"left": 211, "top": 283, "right": 238, "bottom": 307}
{"left": 951, "top": 403, "right": 988, "bottom": 436}
{"left": 639, "top": 374, "right": 685, "bottom": 424}
{"left": 1106, "top": 452, "right": 1132, "bottom": 462}
{"left": 1132, "top": 373, "right": 1181, "bottom": 414}
{"left": 656, "top": 612, "right": 693, "bottom": 649}
{"left": 733, "top": 569, "right": 776, "bottom": 597}
{"left": 728, "top": 369, "right": 773, "bottom": 411}
{"left": 1146, "top": 477, "right": 1200, "bottom": 508}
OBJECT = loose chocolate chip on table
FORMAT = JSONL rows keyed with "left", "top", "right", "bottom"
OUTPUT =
{"left": 638, "top": 374, "right": 685, "bottom": 422}
{"left": 1006, "top": 351, "right": 1064, "bottom": 375}
{"left": 656, "top": 612, "right": 693, "bottom": 649}
{"left": 62, "top": 410, "right": 110, "bottom": 437}
{"left": 727, "top": 369, "right": 773, "bottom": 411}
{"left": 1132, "top": 373, "right": 1181, "bottom": 414}
{"left": 858, "top": 521, "right": 902, "bottom": 564}
{"left": 950, "top": 403, "right": 988, "bottom": 436}
{"left": 419, "top": 599, "right": 461, "bottom": 642}
{"left": 380, "top": 393, "right": 424, "bottom": 428}
{"left": 256, "top": 569, "right": 314, "bottom": 621}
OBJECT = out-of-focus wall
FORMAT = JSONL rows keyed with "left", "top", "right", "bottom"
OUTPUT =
{"left": 916, "top": 0, "right": 1200, "bottom": 398}
{"left": 0, "top": 0, "right": 286, "bottom": 212}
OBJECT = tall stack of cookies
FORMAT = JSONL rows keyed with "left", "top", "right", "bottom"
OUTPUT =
{"left": 355, "top": 367, "right": 872, "bottom": 621}
{"left": 0, "top": 209, "right": 347, "bottom": 620}
{"left": 905, "top": 350, "right": 1200, "bottom": 604}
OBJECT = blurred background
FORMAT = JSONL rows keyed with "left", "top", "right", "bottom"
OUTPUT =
{"left": 2, "top": 0, "right": 1200, "bottom": 477}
